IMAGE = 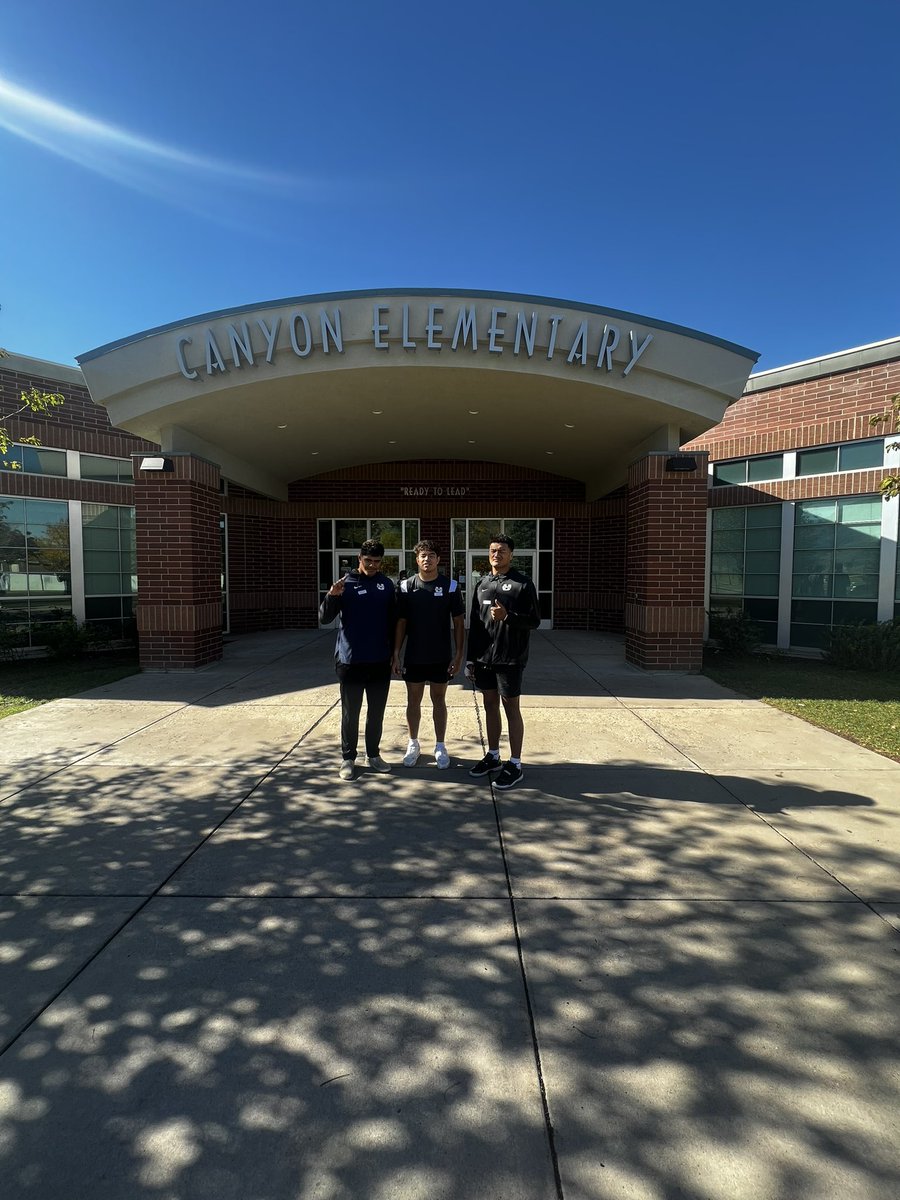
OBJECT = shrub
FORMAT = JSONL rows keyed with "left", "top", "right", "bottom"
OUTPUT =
{"left": 826, "top": 619, "right": 900, "bottom": 672}
{"left": 39, "top": 618, "right": 91, "bottom": 660}
{"left": 0, "top": 625, "right": 28, "bottom": 663}
{"left": 707, "top": 608, "right": 763, "bottom": 656}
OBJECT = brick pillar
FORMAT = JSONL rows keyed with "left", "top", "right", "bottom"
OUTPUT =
{"left": 133, "top": 453, "right": 223, "bottom": 670}
{"left": 625, "top": 451, "right": 708, "bottom": 671}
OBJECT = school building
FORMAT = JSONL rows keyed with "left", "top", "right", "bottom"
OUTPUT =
{"left": 1, "top": 290, "right": 897, "bottom": 670}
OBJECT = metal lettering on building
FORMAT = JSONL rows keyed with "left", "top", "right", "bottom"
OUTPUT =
{"left": 175, "top": 304, "right": 653, "bottom": 382}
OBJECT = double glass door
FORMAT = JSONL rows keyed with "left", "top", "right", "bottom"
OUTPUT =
{"left": 462, "top": 551, "right": 546, "bottom": 627}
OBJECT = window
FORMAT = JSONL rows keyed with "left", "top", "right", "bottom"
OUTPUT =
{"left": 0, "top": 496, "right": 71, "bottom": 646}
{"left": 712, "top": 454, "right": 783, "bottom": 487}
{"left": 82, "top": 503, "right": 137, "bottom": 638}
{"left": 709, "top": 504, "right": 781, "bottom": 644}
{"left": 796, "top": 439, "right": 883, "bottom": 477}
{"left": 451, "top": 518, "right": 553, "bottom": 624}
{"left": 790, "top": 496, "right": 882, "bottom": 648}
{"left": 0, "top": 445, "right": 67, "bottom": 477}
{"left": 80, "top": 455, "right": 134, "bottom": 485}
{"left": 317, "top": 518, "right": 421, "bottom": 604}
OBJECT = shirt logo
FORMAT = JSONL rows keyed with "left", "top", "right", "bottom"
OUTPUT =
{"left": 501, "top": 583, "right": 512, "bottom": 591}
{"left": 376, "top": 582, "right": 385, "bottom": 590}
{"left": 358, "top": 588, "right": 367, "bottom": 595}
{"left": 434, "top": 586, "right": 443, "bottom": 596}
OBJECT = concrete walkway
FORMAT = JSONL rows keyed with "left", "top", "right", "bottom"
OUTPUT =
{"left": 0, "top": 630, "right": 898, "bottom": 1200}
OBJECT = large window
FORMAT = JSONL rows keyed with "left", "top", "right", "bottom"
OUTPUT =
{"left": 796, "top": 439, "right": 883, "bottom": 477}
{"left": 713, "top": 455, "right": 783, "bottom": 487}
{"left": 451, "top": 517, "right": 554, "bottom": 623}
{"left": 317, "top": 518, "right": 420, "bottom": 603}
{"left": 0, "top": 445, "right": 67, "bottom": 477}
{"left": 80, "top": 454, "right": 134, "bottom": 485}
{"left": 790, "top": 496, "right": 882, "bottom": 648}
{"left": 82, "top": 503, "right": 137, "bottom": 637}
{"left": 0, "top": 497, "right": 71, "bottom": 645}
{"left": 709, "top": 504, "right": 781, "bottom": 643}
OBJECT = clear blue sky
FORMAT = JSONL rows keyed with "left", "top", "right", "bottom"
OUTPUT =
{"left": 2, "top": 0, "right": 898, "bottom": 372}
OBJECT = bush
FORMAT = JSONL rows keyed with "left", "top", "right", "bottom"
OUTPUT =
{"left": 0, "top": 625, "right": 28, "bottom": 663}
{"left": 826, "top": 619, "right": 900, "bottom": 672}
{"left": 39, "top": 617, "right": 91, "bottom": 660}
{"left": 707, "top": 608, "right": 763, "bottom": 656}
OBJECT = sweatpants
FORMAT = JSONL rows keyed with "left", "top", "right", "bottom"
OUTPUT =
{"left": 335, "top": 661, "right": 392, "bottom": 760}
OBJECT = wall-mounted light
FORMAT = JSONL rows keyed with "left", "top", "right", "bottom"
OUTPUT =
{"left": 139, "top": 456, "right": 174, "bottom": 471}
{"left": 665, "top": 456, "right": 697, "bottom": 472}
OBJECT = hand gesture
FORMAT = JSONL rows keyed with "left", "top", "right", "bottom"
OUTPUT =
{"left": 489, "top": 599, "right": 508, "bottom": 621}
{"left": 328, "top": 577, "right": 346, "bottom": 597}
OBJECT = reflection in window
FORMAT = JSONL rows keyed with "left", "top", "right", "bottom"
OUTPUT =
{"left": 0, "top": 445, "right": 67, "bottom": 477}
{"left": 82, "top": 503, "right": 137, "bottom": 639}
{"left": 791, "top": 496, "right": 882, "bottom": 647}
{"left": 708, "top": 504, "right": 781, "bottom": 644}
{"left": 0, "top": 496, "right": 71, "bottom": 646}
{"left": 80, "top": 455, "right": 134, "bottom": 484}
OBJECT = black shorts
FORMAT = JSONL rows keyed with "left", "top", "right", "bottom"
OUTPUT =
{"left": 404, "top": 661, "right": 452, "bottom": 684}
{"left": 473, "top": 663, "right": 525, "bottom": 699}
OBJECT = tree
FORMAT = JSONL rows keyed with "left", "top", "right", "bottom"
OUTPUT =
{"left": 869, "top": 392, "right": 900, "bottom": 500}
{"left": 0, "top": 348, "right": 65, "bottom": 467}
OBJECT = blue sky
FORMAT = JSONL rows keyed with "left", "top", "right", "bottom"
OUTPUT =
{"left": 1, "top": 0, "right": 898, "bottom": 371}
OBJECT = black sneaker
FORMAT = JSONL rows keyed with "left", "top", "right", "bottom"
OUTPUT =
{"left": 494, "top": 762, "right": 524, "bottom": 790}
{"left": 469, "top": 752, "right": 501, "bottom": 778}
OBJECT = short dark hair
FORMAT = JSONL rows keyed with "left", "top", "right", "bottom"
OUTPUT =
{"left": 489, "top": 534, "right": 514, "bottom": 553}
{"left": 413, "top": 539, "right": 441, "bottom": 557}
{"left": 359, "top": 539, "right": 384, "bottom": 558}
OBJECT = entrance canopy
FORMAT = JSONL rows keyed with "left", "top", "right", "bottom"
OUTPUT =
{"left": 78, "top": 289, "right": 758, "bottom": 500}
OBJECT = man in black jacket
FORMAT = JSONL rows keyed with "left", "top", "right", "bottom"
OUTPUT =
{"left": 465, "top": 534, "right": 541, "bottom": 790}
{"left": 319, "top": 539, "right": 396, "bottom": 781}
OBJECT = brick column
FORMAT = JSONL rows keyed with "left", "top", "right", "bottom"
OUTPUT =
{"left": 133, "top": 453, "right": 223, "bottom": 670}
{"left": 625, "top": 451, "right": 709, "bottom": 671}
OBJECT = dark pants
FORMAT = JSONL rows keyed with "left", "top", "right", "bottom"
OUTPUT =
{"left": 336, "top": 661, "right": 391, "bottom": 760}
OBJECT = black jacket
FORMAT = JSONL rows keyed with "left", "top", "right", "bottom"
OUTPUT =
{"left": 466, "top": 568, "right": 541, "bottom": 667}
{"left": 319, "top": 570, "right": 396, "bottom": 664}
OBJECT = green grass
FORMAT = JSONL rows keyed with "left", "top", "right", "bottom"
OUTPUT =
{"left": 704, "top": 653, "right": 900, "bottom": 762}
{"left": 0, "top": 653, "right": 140, "bottom": 719}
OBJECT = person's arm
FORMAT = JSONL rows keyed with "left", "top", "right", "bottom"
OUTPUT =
{"left": 491, "top": 577, "right": 541, "bottom": 629}
{"left": 319, "top": 577, "right": 345, "bottom": 625}
{"left": 449, "top": 613, "right": 466, "bottom": 677}
{"left": 465, "top": 584, "right": 488, "bottom": 671}
{"left": 392, "top": 617, "right": 407, "bottom": 676}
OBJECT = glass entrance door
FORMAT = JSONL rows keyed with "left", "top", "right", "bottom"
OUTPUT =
{"left": 464, "top": 551, "right": 547, "bottom": 627}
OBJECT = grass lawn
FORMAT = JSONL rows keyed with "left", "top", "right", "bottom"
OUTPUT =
{"left": 0, "top": 653, "right": 140, "bottom": 720}
{"left": 704, "top": 653, "right": 900, "bottom": 762}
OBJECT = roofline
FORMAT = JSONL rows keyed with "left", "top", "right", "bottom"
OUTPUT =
{"left": 0, "top": 350, "right": 85, "bottom": 386}
{"left": 77, "top": 287, "right": 760, "bottom": 364}
{"left": 746, "top": 333, "right": 900, "bottom": 392}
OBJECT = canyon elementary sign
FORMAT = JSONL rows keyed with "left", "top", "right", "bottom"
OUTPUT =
{"left": 174, "top": 300, "right": 655, "bottom": 382}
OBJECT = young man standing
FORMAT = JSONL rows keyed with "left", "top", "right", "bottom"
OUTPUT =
{"left": 319, "top": 539, "right": 395, "bottom": 781}
{"left": 465, "top": 534, "right": 541, "bottom": 790}
{"left": 392, "top": 539, "right": 465, "bottom": 769}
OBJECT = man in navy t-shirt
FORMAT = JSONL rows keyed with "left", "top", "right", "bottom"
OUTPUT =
{"left": 319, "top": 539, "right": 396, "bottom": 781}
{"left": 392, "top": 540, "right": 465, "bottom": 769}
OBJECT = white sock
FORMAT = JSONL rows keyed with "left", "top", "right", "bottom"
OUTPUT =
{"left": 435, "top": 742, "right": 446, "bottom": 752}
{"left": 510, "top": 757, "right": 522, "bottom": 767}
{"left": 488, "top": 749, "right": 500, "bottom": 759}
{"left": 407, "top": 737, "right": 419, "bottom": 748}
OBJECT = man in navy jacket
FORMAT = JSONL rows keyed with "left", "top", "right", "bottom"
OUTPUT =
{"left": 319, "top": 539, "right": 396, "bottom": 781}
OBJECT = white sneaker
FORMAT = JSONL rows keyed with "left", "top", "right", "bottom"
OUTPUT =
{"left": 435, "top": 747, "right": 450, "bottom": 769}
{"left": 402, "top": 740, "right": 421, "bottom": 767}
{"left": 366, "top": 755, "right": 391, "bottom": 773}
{"left": 339, "top": 760, "right": 355, "bottom": 781}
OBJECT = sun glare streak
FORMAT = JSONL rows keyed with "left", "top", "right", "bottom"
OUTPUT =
{"left": 0, "top": 73, "right": 312, "bottom": 200}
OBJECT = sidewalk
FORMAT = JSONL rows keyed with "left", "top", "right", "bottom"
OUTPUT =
{"left": 1, "top": 629, "right": 898, "bottom": 1200}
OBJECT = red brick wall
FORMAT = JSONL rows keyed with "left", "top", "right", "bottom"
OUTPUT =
{"left": 134, "top": 455, "right": 223, "bottom": 668}
{"left": 625, "top": 453, "right": 708, "bottom": 670}
{"left": 685, "top": 357, "right": 900, "bottom": 461}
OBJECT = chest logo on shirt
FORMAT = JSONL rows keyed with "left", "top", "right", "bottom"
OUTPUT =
{"left": 358, "top": 589, "right": 367, "bottom": 595}
{"left": 434, "top": 587, "right": 443, "bottom": 596}
{"left": 502, "top": 583, "right": 512, "bottom": 591}
{"left": 377, "top": 582, "right": 385, "bottom": 590}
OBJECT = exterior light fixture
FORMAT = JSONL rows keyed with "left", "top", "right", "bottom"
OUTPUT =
{"left": 564, "top": 423, "right": 575, "bottom": 428}
{"left": 468, "top": 410, "right": 479, "bottom": 415}
{"left": 665, "top": 456, "right": 697, "bottom": 472}
{"left": 139, "top": 456, "right": 174, "bottom": 471}
{"left": 276, "top": 424, "right": 287, "bottom": 429}
{"left": 371, "top": 409, "right": 383, "bottom": 415}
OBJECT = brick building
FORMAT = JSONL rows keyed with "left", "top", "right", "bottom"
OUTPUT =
{"left": 3, "top": 292, "right": 897, "bottom": 671}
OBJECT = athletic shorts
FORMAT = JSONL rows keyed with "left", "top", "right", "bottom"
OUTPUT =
{"left": 473, "top": 662, "right": 525, "bottom": 699}
{"left": 404, "top": 661, "right": 452, "bottom": 684}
